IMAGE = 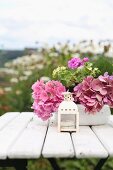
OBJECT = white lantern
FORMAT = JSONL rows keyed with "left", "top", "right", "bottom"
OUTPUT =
{"left": 58, "top": 92, "right": 79, "bottom": 132}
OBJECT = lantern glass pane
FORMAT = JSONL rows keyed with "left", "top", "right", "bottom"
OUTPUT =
{"left": 61, "top": 114, "right": 76, "bottom": 130}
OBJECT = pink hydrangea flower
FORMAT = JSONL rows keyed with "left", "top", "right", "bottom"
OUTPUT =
{"left": 74, "top": 73, "right": 113, "bottom": 113}
{"left": 99, "top": 72, "right": 113, "bottom": 108}
{"left": 73, "top": 77, "right": 103, "bottom": 113}
{"left": 31, "top": 80, "right": 66, "bottom": 120}
{"left": 68, "top": 57, "right": 89, "bottom": 69}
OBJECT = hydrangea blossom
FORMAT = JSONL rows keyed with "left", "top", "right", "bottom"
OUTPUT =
{"left": 99, "top": 72, "right": 113, "bottom": 107}
{"left": 73, "top": 73, "right": 113, "bottom": 113}
{"left": 32, "top": 80, "right": 66, "bottom": 120}
{"left": 68, "top": 57, "right": 89, "bottom": 69}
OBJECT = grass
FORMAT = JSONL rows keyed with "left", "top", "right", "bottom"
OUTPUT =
{"left": 93, "top": 56, "right": 113, "bottom": 75}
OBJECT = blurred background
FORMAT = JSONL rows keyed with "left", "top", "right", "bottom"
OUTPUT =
{"left": 0, "top": 0, "right": 113, "bottom": 169}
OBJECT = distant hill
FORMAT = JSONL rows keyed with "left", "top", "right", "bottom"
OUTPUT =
{"left": 0, "top": 50, "right": 25, "bottom": 67}
{"left": 0, "top": 48, "right": 38, "bottom": 67}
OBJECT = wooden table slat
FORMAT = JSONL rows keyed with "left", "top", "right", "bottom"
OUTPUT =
{"left": 72, "top": 126, "right": 108, "bottom": 158}
{"left": 0, "top": 112, "right": 33, "bottom": 159}
{"left": 42, "top": 116, "right": 74, "bottom": 158}
{"left": 8, "top": 115, "right": 48, "bottom": 159}
{"left": 92, "top": 125, "right": 113, "bottom": 157}
{"left": 0, "top": 112, "right": 20, "bottom": 131}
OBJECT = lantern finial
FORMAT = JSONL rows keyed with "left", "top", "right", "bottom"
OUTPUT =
{"left": 62, "top": 91, "right": 74, "bottom": 101}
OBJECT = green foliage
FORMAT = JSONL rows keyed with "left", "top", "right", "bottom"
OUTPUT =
{"left": 1, "top": 69, "right": 43, "bottom": 114}
{"left": 8, "top": 82, "right": 32, "bottom": 112}
{"left": 52, "top": 62, "right": 100, "bottom": 87}
{"left": 52, "top": 66, "right": 75, "bottom": 87}
{"left": 93, "top": 56, "right": 113, "bottom": 75}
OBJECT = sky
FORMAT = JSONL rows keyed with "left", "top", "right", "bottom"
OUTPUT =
{"left": 0, "top": 0, "right": 113, "bottom": 49}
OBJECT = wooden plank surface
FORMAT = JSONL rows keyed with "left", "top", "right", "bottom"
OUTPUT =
{"left": 42, "top": 126, "right": 74, "bottom": 158}
{"left": 0, "top": 112, "right": 20, "bottom": 130}
{"left": 0, "top": 112, "right": 112, "bottom": 160}
{"left": 8, "top": 115, "right": 48, "bottom": 159}
{"left": 42, "top": 115, "right": 74, "bottom": 158}
{"left": 0, "top": 112, "right": 33, "bottom": 159}
{"left": 92, "top": 125, "right": 113, "bottom": 157}
{"left": 72, "top": 126, "right": 108, "bottom": 158}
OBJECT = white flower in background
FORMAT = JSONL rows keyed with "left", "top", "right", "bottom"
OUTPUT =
{"left": 80, "top": 46, "right": 93, "bottom": 53}
{"left": 55, "top": 43, "right": 62, "bottom": 50}
{"left": 23, "top": 70, "right": 32, "bottom": 76}
{"left": 15, "top": 90, "right": 22, "bottom": 95}
{"left": 10, "top": 78, "right": 18, "bottom": 83}
{"left": 0, "top": 68, "right": 18, "bottom": 75}
{"left": 4, "top": 87, "right": 12, "bottom": 92}
{"left": 8, "top": 69, "right": 19, "bottom": 75}
{"left": 11, "top": 54, "right": 43, "bottom": 67}
{"left": 28, "top": 65, "right": 36, "bottom": 70}
{"left": 72, "top": 40, "right": 105, "bottom": 55}
{"left": 72, "top": 53, "right": 80, "bottom": 58}
{"left": 36, "top": 64, "right": 44, "bottom": 70}
{"left": 73, "top": 44, "right": 81, "bottom": 51}
{"left": 104, "top": 46, "right": 113, "bottom": 57}
{"left": 40, "top": 76, "right": 50, "bottom": 82}
{"left": 31, "top": 54, "right": 43, "bottom": 62}
{"left": 19, "top": 76, "right": 28, "bottom": 81}
{"left": 4, "top": 54, "right": 43, "bottom": 70}
{"left": 4, "top": 62, "right": 11, "bottom": 67}
{"left": 49, "top": 52, "right": 59, "bottom": 57}
{"left": 93, "top": 45, "right": 104, "bottom": 54}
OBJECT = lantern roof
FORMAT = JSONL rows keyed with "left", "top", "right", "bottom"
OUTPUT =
{"left": 58, "top": 101, "right": 78, "bottom": 113}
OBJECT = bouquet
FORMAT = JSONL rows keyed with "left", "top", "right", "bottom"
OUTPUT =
{"left": 32, "top": 57, "right": 113, "bottom": 120}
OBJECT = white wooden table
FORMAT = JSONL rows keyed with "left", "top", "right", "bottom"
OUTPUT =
{"left": 0, "top": 112, "right": 113, "bottom": 170}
